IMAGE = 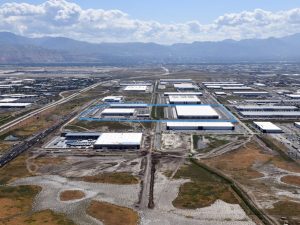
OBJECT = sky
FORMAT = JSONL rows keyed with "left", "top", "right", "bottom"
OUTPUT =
{"left": 0, "top": 0, "right": 300, "bottom": 44}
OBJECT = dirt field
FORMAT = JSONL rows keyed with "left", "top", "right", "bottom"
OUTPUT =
{"left": 172, "top": 162, "right": 238, "bottom": 209}
{"left": 203, "top": 138, "right": 300, "bottom": 224}
{"left": 281, "top": 175, "right": 300, "bottom": 186}
{"left": 0, "top": 210, "right": 75, "bottom": 225}
{"left": 0, "top": 185, "right": 74, "bottom": 225}
{"left": 60, "top": 190, "right": 85, "bottom": 201}
{"left": 78, "top": 172, "right": 139, "bottom": 185}
{"left": 87, "top": 201, "right": 139, "bottom": 225}
{"left": 0, "top": 154, "right": 32, "bottom": 184}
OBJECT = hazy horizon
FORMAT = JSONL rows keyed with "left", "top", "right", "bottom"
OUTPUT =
{"left": 0, "top": 0, "right": 300, "bottom": 44}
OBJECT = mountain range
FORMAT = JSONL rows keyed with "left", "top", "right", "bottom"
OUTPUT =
{"left": 1, "top": 32, "right": 300, "bottom": 64}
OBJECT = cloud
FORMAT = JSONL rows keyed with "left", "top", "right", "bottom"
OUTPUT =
{"left": 0, "top": 0, "right": 300, "bottom": 44}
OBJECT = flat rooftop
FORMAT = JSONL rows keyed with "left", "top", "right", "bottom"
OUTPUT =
{"left": 0, "top": 103, "right": 31, "bottom": 107}
{"left": 124, "top": 86, "right": 147, "bottom": 91}
{"left": 109, "top": 103, "right": 148, "bottom": 108}
{"left": 169, "top": 95, "right": 201, "bottom": 103}
{"left": 166, "top": 122, "right": 234, "bottom": 128}
{"left": 164, "top": 92, "right": 203, "bottom": 96}
{"left": 174, "top": 83, "right": 198, "bottom": 89}
{"left": 0, "top": 94, "right": 38, "bottom": 98}
{"left": 102, "top": 96, "right": 123, "bottom": 101}
{"left": 0, "top": 98, "right": 18, "bottom": 103}
{"left": 202, "top": 82, "right": 238, "bottom": 84}
{"left": 254, "top": 122, "right": 282, "bottom": 131}
{"left": 95, "top": 133, "right": 143, "bottom": 146}
{"left": 101, "top": 108, "right": 135, "bottom": 114}
{"left": 175, "top": 105, "right": 219, "bottom": 118}
{"left": 236, "top": 105, "right": 298, "bottom": 111}
{"left": 204, "top": 83, "right": 244, "bottom": 86}
{"left": 240, "top": 111, "right": 300, "bottom": 117}
{"left": 222, "top": 86, "right": 252, "bottom": 90}
{"left": 215, "top": 92, "right": 226, "bottom": 95}
{"left": 233, "top": 91, "right": 269, "bottom": 95}
{"left": 286, "top": 94, "right": 300, "bottom": 98}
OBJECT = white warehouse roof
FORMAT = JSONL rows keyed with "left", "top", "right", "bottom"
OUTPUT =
{"left": 164, "top": 92, "right": 202, "bottom": 96}
{"left": 286, "top": 94, "right": 300, "bottom": 99}
{"left": 204, "top": 83, "right": 244, "bottom": 86}
{"left": 0, "top": 103, "right": 31, "bottom": 107}
{"left": 95, "top": 133, "right": 143, "bottom": 146}
{"left": 222, "top": 86, "right": 252, "bottom": 90}
{"left": 124, "top": 86, "right": 147, "bottom": 91}
{"left": 254, "top": 122, "right": 282, "bottom": 132}
{"left": 101, "top": 108, "right": 135, "bottom": 114}
{"left": 236, "top": 105, "right": 298, "bottom": 111}
{"left": 233, "top": 91, "right": 269, "bottom": 95}
{"left": 175, "top": 105, "right": 219, "bottom": 118}
{"left": 241, "top": 111, "right": 300, "bottom": 117}
{"left": 202, "top": 82, "right": 238, "bottom": 84}
{"left": 102, "top": 96, "right": 123, "bottom": 102}
{"left": 174, "top": 83, "right": 198, "bottom": 89}
{"left": 169, "top": 95, "right": 201, "bottom": 103}
{"left": 0, "top": 98, "right": 18, "bottom": 103}
{"left": 166, "top": 122, "right": 234, "bottom": 130}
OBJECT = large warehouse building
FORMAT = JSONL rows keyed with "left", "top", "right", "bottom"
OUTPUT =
{"left": 253, "top": 122, "right": 283, "bottom": 133}
{"left": 163, "top": 92, "right": 203, "bottom": 96}
{"left": 94, "top": 133, "right": 143, "bottom": 149}
{"left": 174, "top": 83, "right": 199, "bottom": 90}
{"left": 175, "top": 105, "right": 219, "bottom": 119}
{"left": 235, "top": 105, "right": 298, "bottom": 111}
{"left": 102, "top": 96, "right": 124, "bottom": 103}
{"left": 124, "top": 86, "right": 147, "bottom": 92}
{"left": 233, "top": 91, "right": 269, "bottom": 97}
{"left": 101, "top": 108, "right": 135, "bottom": 116}
{"left": 166, "top": 122, "right": 234, "bottom": 130}
{"left": 169, "top": 95, "right": 201, "bottom": 104}
{"left": 0, "top": 103, "right": 32, "bottom": 108}
{"left": 109, "top": 103, "right": 148, "bottom": 108}
{"left": 240, "top": 111, "right": 300, "bottom": 118}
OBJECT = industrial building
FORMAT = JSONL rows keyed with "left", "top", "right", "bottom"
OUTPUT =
{"left": 286, "top": 94, "right": 300, "bottom": 99}
{"left": 294, "top": 122, "right": 300, "bottom": 129}
{"left": 174, "top": 83, "right": 199, "bottom": 90}
{"left": 94, "top": 133, "right": 143, "bottom": 149}
{"left": 0, "top": 94, "right": 38, "bottom": 98}
{"left": 235, "top": 105, "right": 298, "bottom": 111}
{"left": 61, "top": 132, "right": 101, "bottom": 140}
{"left": 215, "top": 91, "right": 227, "bottom": 96}
{"left": 163, "top": 92, "right": 203, "bottom": 96}
{"left": 206, "top": 86, "right": 222, "bottom": 89}
{"left": 240, "top": 111, "right": 300, "bottom": 118}
{"left": 102, "top": 96, "right": 124, "bottom": 103}
{"left": 253, "top": 122, "right": 283, "bottom": 133}
{"left": 0, "top": 103, "right": 32, "bottom": 108}
{"left": 233, "top": 91, "right": 269, "bottom": 97}
{"left": 202, "top": 82, "right": 244, "bottom": 87}
{"left": 175, "top": 105, "right": 219, "bottom": 119}
{"left": 222, "top": 86, "right": 253, "bottom": 90}
{"left": 169, "top": 95, "right": 201, "bottom": 104}
{"left": 101, "top": 108, "right": 135, "bottom": 116}
{"left": 0, "top": 98, "right": 18, "bottom": 103}
{"left": 166, "top": 122, "right": 234, "bottom": 130}
{"left": 124, "top": 86, "right": 147, "bottom": 92}
{"left": 109, "top": 103, "right": 148, "bottom": 108}
{"left": 120, "top": 81, "right": 152, "bottom": 86}
{"left": 203, "top": 82, "right": 238, "bottom": 84}
{"left": 245, "top": 100, "right": 282, "bottom": 104}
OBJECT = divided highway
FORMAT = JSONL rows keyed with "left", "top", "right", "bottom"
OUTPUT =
{"left": 0, "top": 81, "right": 104, "bottom": 134}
